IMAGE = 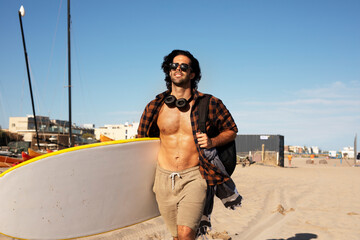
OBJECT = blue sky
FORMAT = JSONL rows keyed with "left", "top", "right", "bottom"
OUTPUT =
{"left": 0, "top": 0, "right": 359, "bottom": 151}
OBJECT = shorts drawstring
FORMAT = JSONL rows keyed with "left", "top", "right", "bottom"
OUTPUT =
{"left": 169, "top": 172, "right": 181, "bottom": 190}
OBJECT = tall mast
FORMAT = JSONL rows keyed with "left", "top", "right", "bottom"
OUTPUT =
{"left": 67, "top": 0, "right": 73, "bottom": 147}
{"left": 18, "top": 6, "right": 40, "bottom": 150}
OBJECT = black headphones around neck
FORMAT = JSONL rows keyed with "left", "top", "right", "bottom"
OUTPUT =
{"left": 164, "top": 95, "right": 193, "bottom": 109}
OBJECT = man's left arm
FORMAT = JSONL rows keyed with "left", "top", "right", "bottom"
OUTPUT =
{"left": 197, "top": 129, "right": 236, "bottom": 149}
{"left": 197, "top": 96, "right": 237, "bottom": 149}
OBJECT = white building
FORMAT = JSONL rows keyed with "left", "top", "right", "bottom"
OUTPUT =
{"left": 94, "top": 122, "right": 139, "bottom": 140}
{"left": 8, "top": 115, "right": 95, "bottom": 149}
{"left": 342, "top": 147, "right": 354, "bottom": 158}
{"left": 288, "top": 145, "right": 304, "bottom": 153}
{"left": 9, "top": 115, "right": 54, "bottom": 141}
{"left": 80, "top": 124, "right": 95, "bottom": 129}
{"left": 329, "top": 151, "right": 337, "bottom": 158}
{"left": 311, "top": 146, "right": 320, "bottom": 154}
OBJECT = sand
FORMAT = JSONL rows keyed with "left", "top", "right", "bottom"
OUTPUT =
{"left": 1, "top": 157, "right": 359, "bottom": 240}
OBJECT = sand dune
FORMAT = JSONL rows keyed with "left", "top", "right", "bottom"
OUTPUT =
{"left": 1, "top": 157, "right": 359, "bottom": 240}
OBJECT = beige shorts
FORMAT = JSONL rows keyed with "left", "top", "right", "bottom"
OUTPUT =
{"left": 153, "top": 165, "right": 207, "bottom": 237}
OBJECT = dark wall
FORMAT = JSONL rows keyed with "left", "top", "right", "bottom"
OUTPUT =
{"left": 235, "top": 134, "right": 284, "bottom": 166}
{"left": 235, "top": 134, "right": 284, "bottom": 153}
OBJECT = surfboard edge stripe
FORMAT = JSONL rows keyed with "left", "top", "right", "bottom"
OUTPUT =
{"left": 0, "top": 137, "right": 159, "bottom": 178}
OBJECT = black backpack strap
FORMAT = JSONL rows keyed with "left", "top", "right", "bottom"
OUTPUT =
{"left": 198, "top": 94, "right": 211, "bottom": 133}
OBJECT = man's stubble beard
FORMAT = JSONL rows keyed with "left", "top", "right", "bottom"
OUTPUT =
{"left": 171, "top": 76, "right": 192, "bottom": 89}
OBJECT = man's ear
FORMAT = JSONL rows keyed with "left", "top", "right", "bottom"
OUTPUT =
{"left": 190, "top": 72, "right": 195, "bottom": 80}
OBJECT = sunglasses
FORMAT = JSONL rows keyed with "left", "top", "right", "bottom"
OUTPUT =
{"left": 169, "top": 63, "right": 191, "bottom": 72}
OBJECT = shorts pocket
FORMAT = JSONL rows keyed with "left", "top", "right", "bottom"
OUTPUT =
{"left": 199, "top": 177, "right": 207, "bottom": 191}
{"left": 152, "top": 170, "right": 159, "bottom": 193}
{"left": 195, "top": 172, "right": 207, "bottom": 192}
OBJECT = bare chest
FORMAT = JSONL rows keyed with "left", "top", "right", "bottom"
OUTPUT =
{"left": 157, "top": 104, "right": 193, "bottom": 135}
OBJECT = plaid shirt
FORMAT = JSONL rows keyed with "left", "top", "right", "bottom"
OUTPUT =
{"left": 137, "top": 90, "right": 238, "bottom": 185}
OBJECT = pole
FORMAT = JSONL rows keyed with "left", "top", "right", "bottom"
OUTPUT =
{"left": 67, "top": 0, "right": 72, "bottom": 147}
{"left": 354, "top": 134, "right": 357, "bottom": 166}
{"left": 18, "top": 6, "right": 40, "bottom": 150}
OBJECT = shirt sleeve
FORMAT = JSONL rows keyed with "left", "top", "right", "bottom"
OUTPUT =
{"left": 137, "top": 102, "right": 152, "bottom": 138}
{"left": 208, "top": 96, "right": 238, "bottom": 134}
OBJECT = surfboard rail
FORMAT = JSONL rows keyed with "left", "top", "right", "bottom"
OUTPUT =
{"left": 0, "top": 137, "right": 159, "bottom": 178}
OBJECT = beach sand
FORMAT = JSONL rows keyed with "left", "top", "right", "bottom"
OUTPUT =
{"left": 1, "top": 157, "right": 359, "bottom": 240}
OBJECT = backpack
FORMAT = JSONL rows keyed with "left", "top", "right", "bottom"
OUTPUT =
{"left": 198, "top": 94, "right": 237, "bottom": 176}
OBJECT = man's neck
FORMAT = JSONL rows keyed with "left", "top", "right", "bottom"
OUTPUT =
{"left": 171, "top": 85, "right": 192, "bottom": 100}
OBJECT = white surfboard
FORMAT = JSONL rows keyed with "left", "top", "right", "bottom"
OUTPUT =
{"left": 0, "top": 138, "right": 160, "bottom": 240}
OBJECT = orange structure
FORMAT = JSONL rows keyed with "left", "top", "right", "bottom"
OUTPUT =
{"left": 22, "top": 152, "right": 33, "bottom": 161}
{"left": 0, "top": 155, "right": 23, "bottom": 165}
{"left": 100, "top": 134, "right": 114, "bottom": 142}
{"left": 28, "top": 148, "right": 43, "bottom": 158}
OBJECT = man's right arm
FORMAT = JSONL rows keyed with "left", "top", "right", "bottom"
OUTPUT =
{"left": 137, "top": 103, "right": 151, "bottom": 138}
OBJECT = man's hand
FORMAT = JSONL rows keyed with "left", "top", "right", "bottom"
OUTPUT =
{"left": 197, "top": 130, "right": 237, "bottom": 149}
{"left": 196, "top": 132, "right": 213, "bottom": 149}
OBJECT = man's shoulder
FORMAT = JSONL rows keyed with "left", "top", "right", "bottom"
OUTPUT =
{"left": 196, "top": 90, "right": 219, "bottom": 99}
{"left": 195, "top": 92, "right": 226, "bottom": 109}
{"left": 155, "top": 90, "right": 170, "bottom": 100}
{"left": 201, "top": 93, "right": 222, "bottom": 104}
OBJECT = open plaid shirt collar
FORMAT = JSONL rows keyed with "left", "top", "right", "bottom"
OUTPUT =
{"left": 138, "top": 89, "right": 237, "bottom": 185}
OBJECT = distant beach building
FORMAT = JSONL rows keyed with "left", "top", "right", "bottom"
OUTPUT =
{"left": 286, "top": 146, "right": 321, "bottom": 154}
{"left": 288, "top": 145, "right": 304, "bottom": 154}
{"left": 80, "top": 124, "right": 95, "bottom": 129}
{"left": 308, "top": 146, "right": 321, "bottom": 154}
{"left": 94, "top": 122, "right": 139, "bottom": 140}
{"left": 342, "top": 147, "right": 354, "bottom": 159}
{"left": 329, "top": 151, "right": 337, "bottom": 158}
{"left": 8, "top": 115, "right": 95, "bottom": 149}
{"left": 9, "top": 116, "right": 53, "bottom": 141}
{"left": 284, "top": 145, "right": 289, "bottom": 152}
{"left": 311, "top": 146, "right": 320, "bottom": 154}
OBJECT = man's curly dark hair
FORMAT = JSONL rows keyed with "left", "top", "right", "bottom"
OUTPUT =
{"left": 161, "top": 50, "right": 201, "bottom": 90}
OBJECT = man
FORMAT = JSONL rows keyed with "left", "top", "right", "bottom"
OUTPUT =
{"left": 137, "top": 50, "right": 238, "bottom": 240}
{"left": 288, "top": 154, "right": 293, "bottom": 167}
